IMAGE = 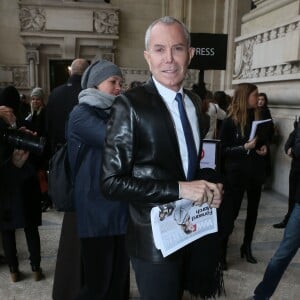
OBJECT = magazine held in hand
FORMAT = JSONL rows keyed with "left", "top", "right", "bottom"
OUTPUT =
{"left": 249, "top": 118, "right": 273, "bottom": 149}
{"left": 151, "top": 199, "right": 218, "bottom": 257}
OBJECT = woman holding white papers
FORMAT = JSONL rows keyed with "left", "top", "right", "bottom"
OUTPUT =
{"left": 218, "top": 83, "right": 269, "bottom": 270}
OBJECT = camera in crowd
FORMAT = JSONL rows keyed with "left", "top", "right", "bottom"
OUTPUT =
{"left": 1, "top": 128, "right": 46, "bottom": 155}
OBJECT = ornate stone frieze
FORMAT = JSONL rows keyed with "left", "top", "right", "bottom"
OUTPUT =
{"left": 0, "top": 66, "right": 29, "bottom": 89}
{"left": 19, "top": 7, "right": 46, "bottom": 32}
{"left": 233, "top": 18, "right": 300, "bottom": 83}
{"left": 94, "top": 10, "right": 119, "bottom": 34}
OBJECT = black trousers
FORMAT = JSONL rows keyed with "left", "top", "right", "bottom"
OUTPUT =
{"left": 131, "top": 256, "right": 184, "bottom": 300}
{"left": 75, "top": 235, "right": 129, "bottom": 300}
{"left": 234, "top": 184, "right": 262, "bottom": 243}
{"left": 1, "top": 226, "right": 41, "bottom": 270}
{"left": 223, "top": 180, "right": 262, "bottom": 244}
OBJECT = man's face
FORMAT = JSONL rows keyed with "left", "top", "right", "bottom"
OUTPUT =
{"left": 144, "top": 22, "right": 195, "bottom": 92}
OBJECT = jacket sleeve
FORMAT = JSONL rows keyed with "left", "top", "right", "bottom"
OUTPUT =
{"left": 284, "top": 129, "right": 295, "bottom": 154}
{"left": 216, "top": 104, "right": 227, "bottom": 120}
{"left": 101, "top": 95, "right": 179, "bottom": 204}
{"left": 293, "top": 123, "right": 300, "bottom": 158}
{"left": 219, "top": 117, "right": 247, "bottom": 158}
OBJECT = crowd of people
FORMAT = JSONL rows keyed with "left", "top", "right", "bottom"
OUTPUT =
{"left": 0, "top": 15, "right": 299, "bottom": 300}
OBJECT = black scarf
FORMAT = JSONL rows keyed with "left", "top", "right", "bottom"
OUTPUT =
{"left": 183, "top": 167, "right": 225, "bottom": 299}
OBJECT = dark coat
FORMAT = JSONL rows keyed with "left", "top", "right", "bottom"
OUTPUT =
{"left": 0, "top": 120, "right": 42, "bottom": 230}
{"left": 67, "top": 101, "right": 128, "bottom": 238}
{"left": 286, "top": 126, "right": 300, "bottom": 171}
{"left": 220, "top": 112, "right": 268, "bottom": 186}
{"left": 101, "top": 78, "right": 211, "bottom": 262}
{"left": 50, "top": 74, "right": 84, "bottom": 300}
{"left": 25, "top": 108, "right": 46, "bottom": 137}
{"left": 46, "top": 74, "right": 83, "bottom": 154}
{"left": 293, "top": 122, "right": 300, "bottom": 204}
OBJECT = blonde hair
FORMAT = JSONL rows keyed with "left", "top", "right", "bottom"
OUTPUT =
{"left": 228, "top": 83, "right": 259, "bottom": 136}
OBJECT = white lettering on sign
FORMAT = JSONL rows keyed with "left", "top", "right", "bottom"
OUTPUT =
{"left": 195, "top": 47, "right": 215, "bottom": 56}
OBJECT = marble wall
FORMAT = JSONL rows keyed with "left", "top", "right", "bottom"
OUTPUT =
{"left": 234, "top": 0, "right": 300, "bottom": 195}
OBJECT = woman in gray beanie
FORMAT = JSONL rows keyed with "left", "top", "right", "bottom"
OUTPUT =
{"left": 66, "top": 60, "right": 129, "bottom": 300}
{"left": 25, "top": 87, "right": 46, "bottom": 136}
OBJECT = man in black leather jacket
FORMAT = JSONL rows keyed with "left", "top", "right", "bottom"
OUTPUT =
{"left": 101, "top": 16, "right": 223, "bottom": 300}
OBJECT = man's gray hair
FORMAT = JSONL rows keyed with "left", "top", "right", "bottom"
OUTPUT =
{"left": 70, "top": 58, "right": 90, "bottom": 76}
{"left": 144, "top": 16, "right": 191, "bottom": 50}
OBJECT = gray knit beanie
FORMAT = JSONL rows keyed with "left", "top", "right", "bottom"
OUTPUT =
{"left": 81, "top": 60, "right": 123, "bottom": 89}
{"left": 31, "top": 87, "right": 44, "bottom": 99}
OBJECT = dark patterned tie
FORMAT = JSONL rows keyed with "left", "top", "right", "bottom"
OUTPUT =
{"left": 175, "top": 93, "right": 197, "bottom": 180}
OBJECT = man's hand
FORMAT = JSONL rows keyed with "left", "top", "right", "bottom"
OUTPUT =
{"left": 0, "top": 106, "right": 16, "bottom": 126}
{"left": 287, "top": 147, "right": 293, "bottom": 157}
{"left": 179, "top": 180, "right": 223, "bottom": 208}
{"left": 12, "top": 149, "right": 29, "bottom": 168}
{"left": 256, "top": 144, "right": 268, "bottom": 156}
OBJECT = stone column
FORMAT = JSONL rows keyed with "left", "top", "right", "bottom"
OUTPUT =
{"left": 26, "top": 50, "right": 39, "bottom": 88}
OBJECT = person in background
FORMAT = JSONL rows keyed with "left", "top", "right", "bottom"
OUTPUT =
{"left": 25, "top": 87, "right": 49, "bottom": 213}
{"left": 257, "top": 92, "right": 274, "bottom": 185}
{"left": 19, "top": 94, "right": 31, "bottom": 121}
{"left": 51, "top": 58, "right": 89, "bottom": 300}
{"left": 46, "top": 58, "right": 90, "bottom": 154}
{"left": 101, "top": 16, "right": 223, "bottom": 300}
{"left": 204, "top": 91, "right": 227, "bottom": 139}
{"left": 0, "top": 86, "right": 44, "bottom": 283}
{"left": 258, "top": 92, "right": 272, "bottom": 120}
{"left": 45, "top": 59, "right": 90, "bottom": 210}
{"left": 25, "top": 87, "right": 46, "bottom": 136}
{"left": 213, "top": 91, "right": 231, "bottom": 137}
{"left": 248, "top": 121, "right": 300, "bottom": 300}
{"left": 128, "top": 80, "right": 143, "bottom": 90}
{"left": 0, "top": 104, "right": 16, "bottom": 265}
{"left": 67, "top": 60, "right": 129, "bottom": 300}
{"left": 273, "top": 117, "right": 300, "bottom": 228}
{"left": 0, "top": 105, "right": 16, "bottom": 127}
{"left": 219, "top": 83, "right": 269, "bottom": 270}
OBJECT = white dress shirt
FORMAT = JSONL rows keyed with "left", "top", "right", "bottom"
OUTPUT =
{"left": 152, "top": 77, "right": 200, "bottom": 177}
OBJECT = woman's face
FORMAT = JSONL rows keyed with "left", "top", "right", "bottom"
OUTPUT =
{"left": 31, "top": 96, "right": 43, "bottom": 111}
{"left": 97, "top": 76, "right": 123, "bottom": 96}
{"left": 247, "top": 89, "right": 259, "bottom": 109}
{"left": 258, "top": 95, "right": 266, "bottom": 108}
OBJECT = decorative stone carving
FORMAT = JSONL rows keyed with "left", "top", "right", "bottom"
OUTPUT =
{"left": 291, "top": 63, "right": 300, "bottom": 73}
{"left": 13, "top": 67, "right": 29, "bottom": 88}
{"left": 274, "top": 65, "right": 283, "bottom": 75}
{"left": 0, "top": 66, "right": 29, "bottom": 88}
{"left": 262, "top": 31, "right": 269, "bottom": 42}
{"left": 19, "top": 7, "right": 46, "bottom": 32}
{"left": 94, "top": 10, "right": 119, "bottom": 34}
{"left": 233, "top": 38, "right": 256, "bottom": 79}
{"left": 233, "top": 17, "right": 300, "bottom": 83}
{"left": 278, "top": 26, "right": 286, "bottom": 38}
{"left": 270, "top": 29, "right": 277, "bottom": 40}
{"left": 26, "top": 50, "right": 40, "bottom": 64}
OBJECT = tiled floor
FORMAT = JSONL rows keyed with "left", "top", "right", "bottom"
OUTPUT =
{"left": 0, "top": 189, "right": 299, "bottom": 299}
